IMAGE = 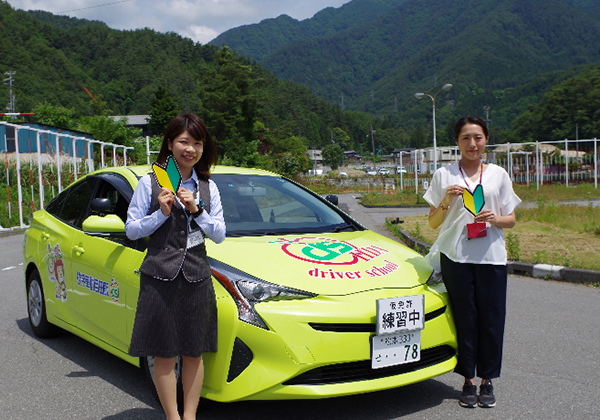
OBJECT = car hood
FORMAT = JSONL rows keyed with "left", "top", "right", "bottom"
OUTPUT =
{"left": 207, "top": 231, "right": 433, "bottom": 296}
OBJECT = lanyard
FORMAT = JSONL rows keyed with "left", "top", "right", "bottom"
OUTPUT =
{"left": 458, "top": 162, "right": 483, "bottom": 192}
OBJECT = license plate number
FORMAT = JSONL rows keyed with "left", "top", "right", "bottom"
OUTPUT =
{"left": 372, "top": 330, "right": 421, "bottom": 369}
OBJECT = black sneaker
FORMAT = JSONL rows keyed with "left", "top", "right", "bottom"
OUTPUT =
{"left": 459, "top": 382, "right": 478, "bottom": 408}
{"left": 478, "top": 380, "right": 496, "bottom": 408}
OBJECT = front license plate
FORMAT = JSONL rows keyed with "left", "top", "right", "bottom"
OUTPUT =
{"left": 371, "top": 330, "right": 421, "bottom": 369}
{"left": 375, "top": 295, "right": 425, "bottom": 335}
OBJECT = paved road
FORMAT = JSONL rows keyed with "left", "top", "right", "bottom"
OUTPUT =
{"left": 2, "top": 212, "right": 600, "bottom": 419}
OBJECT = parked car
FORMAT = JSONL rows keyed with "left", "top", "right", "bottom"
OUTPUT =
{"left": 366, "top": 169, "right": 377, "bottom": 176}
{"left": 378, "top": 168, "right": 390, "bottom": 175}
{"left": 339, "top": 170, "right": 348, "bottom": 177}
{"left": 23, "top": 165, "right": 457, "bottom": 403}
{"left": 396, "top": 166, "right": 407, "bottom": 174}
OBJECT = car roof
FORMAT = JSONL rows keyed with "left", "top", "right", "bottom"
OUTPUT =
{"left": 89, "top": 165, "right": 280, "bottom": 186}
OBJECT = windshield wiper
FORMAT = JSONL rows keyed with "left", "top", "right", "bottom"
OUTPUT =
{"left": 329, "top": 223, "right": 355, "bottom": 233}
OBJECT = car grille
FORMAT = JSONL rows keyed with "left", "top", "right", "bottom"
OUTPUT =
{"left": 282, "top": 345, "right": 455, "bottom": 386}
{"left": 309, "top": 305, "right": 447, "bottom": 333}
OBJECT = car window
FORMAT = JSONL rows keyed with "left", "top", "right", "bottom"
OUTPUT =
{"left": 89, "top": 176, "right": 147, "bottom": 251}
{"left": 45, "top": 188, "right": 69, "bottom": 216}
{"left": 94, "top": 180, "right": 130, "bottom": 223}
{"left": 53, "top": 179, "right": 95, "bottom": 228}
{"left": 213, "top": 174, "right": 356, "bottom": 236}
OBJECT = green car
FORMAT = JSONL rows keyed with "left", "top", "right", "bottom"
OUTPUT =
{"left": 23, "top": 165, "right": 457, "bottom": 402}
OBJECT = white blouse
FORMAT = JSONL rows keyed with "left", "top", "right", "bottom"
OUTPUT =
{"left": 423, "top": 163, "right": 521, "bottom": 270}
{"left": 125, "top": 172, "right": 226, "bottom": 244}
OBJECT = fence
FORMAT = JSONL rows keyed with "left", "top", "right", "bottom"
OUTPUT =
{"left": 1, "top": 122, "right": 135, "bottom": 228}
{"left": 390, "top": 138, "right": 599, "bottom": 191}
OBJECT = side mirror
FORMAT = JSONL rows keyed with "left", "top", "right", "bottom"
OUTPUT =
{"left": 325, "top": 194, "right": 338, "bottom": 206}
{"left": 82, "top": 214, "right": 126, "bottom": 237}
{"left": 91, "top": 198, "right": 112, "bottom": 215}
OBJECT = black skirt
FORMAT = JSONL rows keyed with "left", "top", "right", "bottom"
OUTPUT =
{"left": 129, "top": 271, "right": 218, "bottom": 358}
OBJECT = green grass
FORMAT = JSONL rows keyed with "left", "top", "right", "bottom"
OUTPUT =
{"left": 358, "top": 182, "right": 600, "bottom": 207}
{"left": 390, "top": 202, "right": 600, "bottom": 271}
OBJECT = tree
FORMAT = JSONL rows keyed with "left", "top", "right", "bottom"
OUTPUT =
{"left": 77, "top": 116, "right": 141, "bottom": 146}
{"left": 198, "top": 47, "right": 264, "bottom": 166}
{"left": 409, "top": 125, "right": 428, "bottom": 149}
{"left": 32, "top": 102, "right": 75, "bottom": 128}
{"left": 322, "top": 143, "right": 344, "bottom": 170}
{"left": 89, "top": 94, "right": 113, "bottom": 117}
{"left": 148, "top": 87, "right": 181, "bottom": 136}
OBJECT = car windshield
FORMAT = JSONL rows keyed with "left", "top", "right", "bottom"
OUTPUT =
{"left": 212, "top": 174, "right": 356, "bottom": 237}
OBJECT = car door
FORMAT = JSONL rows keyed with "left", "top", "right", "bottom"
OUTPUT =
{"left": 38, "top": 178, "right": 95, "bottom": 324}
{"left": 68, "top": 174, "right": 143, "bottom": 354}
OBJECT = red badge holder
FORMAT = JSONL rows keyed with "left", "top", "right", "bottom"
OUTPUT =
{"left": 460, "top": 162, "right": 487, "bottom": 240}
{"left": 467, "top": 222, "right": 487, "bottom": 239}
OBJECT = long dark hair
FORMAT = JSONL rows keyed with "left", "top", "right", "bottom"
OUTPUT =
{"left": 453, "top": 116, "right": 489, "bottom": 141}
{"left": 156, "top": 114, "right": 217, "bottom": 180}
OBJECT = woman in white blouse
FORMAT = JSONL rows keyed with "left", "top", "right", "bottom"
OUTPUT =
{"left": 423, "top": 116, "right": 521, "bottom": 409}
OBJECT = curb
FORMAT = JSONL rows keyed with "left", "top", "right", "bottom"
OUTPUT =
{"left": 361, "top": 203, "right": 430, "bottom": 209}
{"left": 0, "top": 227, "right": 27, "bottom": 238}
{"left": 394, "top": 227, "right": 600, "bottom": 285}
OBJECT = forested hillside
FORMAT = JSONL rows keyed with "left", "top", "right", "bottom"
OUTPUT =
{"left": 213, "top": 0, "right": 600, "bottom": 136}
{"left": 210, "top": 0, "right": 406, "bottom": 62}
{"left": 2, "top": 0, "right": 600, "bottom": 171}
{"left": 0, "top": 1, "right": 377, "bottom": 174}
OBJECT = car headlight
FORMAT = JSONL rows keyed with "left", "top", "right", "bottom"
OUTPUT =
{"left": 426, "top": 269, "right": 443, "bottom": 286}
{"left": 209, "top": 258, "right": 317, "bottom": 330}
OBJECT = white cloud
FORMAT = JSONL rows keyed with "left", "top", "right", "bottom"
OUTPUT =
{"left": 181, "top": 25, "right": 220, "bottom": 44}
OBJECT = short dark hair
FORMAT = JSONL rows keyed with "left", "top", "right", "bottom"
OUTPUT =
{"left": 453, "top": 116, "right": 489, "bottom": 141}
{"left": 157, "top": 114, "right": 217, "bottom": 180}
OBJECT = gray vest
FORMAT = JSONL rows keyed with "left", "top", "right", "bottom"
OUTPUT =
{"left": 139, "top": 174, "right": 212, "bottom": 282}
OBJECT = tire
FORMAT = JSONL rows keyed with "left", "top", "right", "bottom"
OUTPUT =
{"left": 141, "top": 355, "right": 185, "bottom": 409}
{"left": 27, "top": 270, "right": 58, "bottom": 338}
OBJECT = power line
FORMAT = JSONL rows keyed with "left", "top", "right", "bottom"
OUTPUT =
{"left": 59, "top": 0, "right": 133, "bottom": 14}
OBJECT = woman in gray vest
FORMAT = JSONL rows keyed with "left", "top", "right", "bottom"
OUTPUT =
{"left": 125, "top": 114, "right": 226, "bottom": 420}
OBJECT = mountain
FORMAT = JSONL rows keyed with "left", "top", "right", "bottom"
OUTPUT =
{"left": 212, "top": 0, "right": 600, "bottom": 129}
{"left": 210, "top": 0, "right": 407, "bottom": 62}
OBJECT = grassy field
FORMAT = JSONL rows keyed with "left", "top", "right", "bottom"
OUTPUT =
{"left": 387, "top": 197, "right": 600, "bottom": 271}
{"left": 358, "top": 182, "right": 600, "bottom": 207}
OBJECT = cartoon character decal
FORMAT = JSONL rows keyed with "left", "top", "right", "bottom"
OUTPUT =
{"left": 46, "top": 243, "right": 68, "bottom": 302}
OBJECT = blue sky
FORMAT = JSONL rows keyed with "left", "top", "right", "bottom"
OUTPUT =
{"left": 6, "top": 0, "right": 352, "bottom": 44}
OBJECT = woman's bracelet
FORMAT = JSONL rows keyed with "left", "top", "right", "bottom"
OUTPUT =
{"left": 439, "top": 202, "right": 449, "bottom": 211}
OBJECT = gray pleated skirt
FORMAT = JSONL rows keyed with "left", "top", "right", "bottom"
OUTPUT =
{"left": 129, "top": 271, "right": 218, "bottom": 358}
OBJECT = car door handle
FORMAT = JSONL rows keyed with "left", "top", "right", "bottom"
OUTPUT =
{"left": 41, "top": 232, "right": 50, "bottom": 242}
{"left": 72, "top": 245, "right": 85, "bottom": 255}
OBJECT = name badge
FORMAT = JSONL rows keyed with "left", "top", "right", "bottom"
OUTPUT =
{"left": 187, "top": 229, "right": 204, "bottom": 249}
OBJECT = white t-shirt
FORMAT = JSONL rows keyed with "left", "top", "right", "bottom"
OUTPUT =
{"left": 423, "top": 163, "right": 521, "bottom": 270}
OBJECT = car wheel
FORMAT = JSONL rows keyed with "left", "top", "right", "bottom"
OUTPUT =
{"left": 27, "top": 270, "right": 57, "bottom": 338}
{"left": 141, "top": 355, "right": 185, "bottom": 408}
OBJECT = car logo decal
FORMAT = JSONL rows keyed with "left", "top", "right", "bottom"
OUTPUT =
{"left": 270, "top": 237, "right": 399, "bottom": 279}
{"left": 110, "top": 279, "right": 120, "bottom": 303}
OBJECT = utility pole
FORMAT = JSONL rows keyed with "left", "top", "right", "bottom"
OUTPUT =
{"left": 370, "top": 125, "right": 376, "bottom": 171}
{"left": 483, "top": 106, "right": 492, "bottom": 126}
{"left": 394, "top": 97, "right": 398, "bottom": 113}
{"left": 340, "top": 93, "right": 345, "bottom": 110}
{"left": 4, "top": 71, "right": 16, "bottom": 117}
{"left": 483, "top": 106, "right": 492, "bottom": 143}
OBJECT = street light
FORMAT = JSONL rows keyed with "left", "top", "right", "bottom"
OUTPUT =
{"left": 415, "top": 83, "right": 452, "bottom": 172}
